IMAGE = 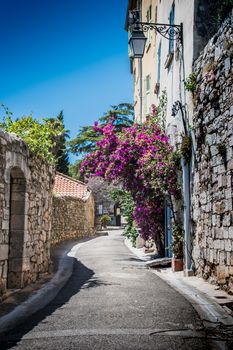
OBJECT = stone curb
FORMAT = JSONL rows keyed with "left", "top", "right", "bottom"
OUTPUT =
{"left": 152, "top": 270, "right": 233, "bottom": 326}
{"left": 0, "top": 250, "right": 75, "bottom": 336}
{"left": 125, "top": 237, "right": 233, "bottom": 348}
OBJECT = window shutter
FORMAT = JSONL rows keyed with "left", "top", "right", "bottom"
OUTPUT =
{"left": 169, "top": 3, "right": 175, "bottom": 53}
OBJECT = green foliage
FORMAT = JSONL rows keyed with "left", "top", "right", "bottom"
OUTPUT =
{"left": 0, "top": 107, "right": 64, "bottom": 163}
{"left": 180, "top": 135, "right": 192, "bottom": 163}
{"left": 172, "top": 151, "right": 182, "bottom": 170}
{"left": 98, "top": 103, "right": 134, "bottom": 131}
{"left": 211, "top": 0, "right": 233, "bottom": 25}
{"left": 100, "top": 214, "right": 111, "bottom": 228}
{"left": 68, "top": 125, "right": 102, "bottom": 155}
{"left": 68, "top": 103, "right": 134, "bottom": 156}
{"left": 51, "top": 111, "right": 70, "bottom": 174}
{"left": 110, "top": 188, "right": 138, "bottom": 247}
{"left": 171, "top": 223, "right": 184, "bottom": 259}
{"left": 184, "top": 73, "right": 197, "bottom": 93}
{"left": 157, "top": 89, "right": 167, "bottom": 131}
{"left": 68, "top": 159, "right": 85, "bottom": 181}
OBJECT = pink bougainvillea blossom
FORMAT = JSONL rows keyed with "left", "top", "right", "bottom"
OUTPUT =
{"left": 81, "top": 114, "right": 179, "bottom": 253}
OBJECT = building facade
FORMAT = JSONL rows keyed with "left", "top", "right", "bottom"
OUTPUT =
{"left": 52, "top": 172, "right": 95, "bottom": 244}
{"left": 126, "top": 0, "right": 233, "bottom": 291}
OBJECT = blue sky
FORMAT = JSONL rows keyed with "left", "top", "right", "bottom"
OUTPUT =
{"left": 0, "top": 0, "right": 133, "bottom": 158}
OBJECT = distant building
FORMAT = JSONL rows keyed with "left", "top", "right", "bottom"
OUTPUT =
{"left": 52, "top": 172, "right": 95, "bottom": 244}
{"left": 87, "top": 177, "right": 121, "bottom": 229}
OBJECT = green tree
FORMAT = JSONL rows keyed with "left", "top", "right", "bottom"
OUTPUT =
{"left": 69, "top": 103, "right": 134, "bottom": 156}
{"left": 68, "top": 159, "right": 84, "bottom": 181}
{"left": 98, "top": 103, "right": 134, "bottom": 131}
{"left": 49, "top": 111, "right": 70, "bottom": 174}
{"left": 0, "top": 113, "right": 64, "bottom": 163}
{"left": 110, "top": 189, "right": 138, "bottom": 247}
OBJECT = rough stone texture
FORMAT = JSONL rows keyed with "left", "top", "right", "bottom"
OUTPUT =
{"left": 192, "top": 12, "right": 233, "bottom": 293}
{"left": 0, "top": 131, "right": 54, "bottom": 299}
{"left": 51, "top": 192, "right": 95, "bottom": 245}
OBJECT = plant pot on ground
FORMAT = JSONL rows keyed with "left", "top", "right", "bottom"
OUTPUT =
{"left": 100, "top": 214, "right": 111, "bottom": 229}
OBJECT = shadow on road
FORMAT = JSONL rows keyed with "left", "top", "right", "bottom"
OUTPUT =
{"left": 0, "top": 259, "right": 95, "bottom": 349}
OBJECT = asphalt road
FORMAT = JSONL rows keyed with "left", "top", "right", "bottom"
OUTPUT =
{"left": 1, "top": 230, "right": 209, "bottom": 350}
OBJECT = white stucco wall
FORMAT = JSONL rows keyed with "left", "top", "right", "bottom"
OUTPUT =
{"left": 156, "top": 0, "right": 195, "bottom": 130}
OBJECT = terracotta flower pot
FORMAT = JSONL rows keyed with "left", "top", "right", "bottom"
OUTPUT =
{"left": 172, "top": 257, "right": 183, "bottom": 272}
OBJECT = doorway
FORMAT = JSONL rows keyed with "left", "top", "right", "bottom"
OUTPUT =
{"left": 7, "top": 167, "right": 26, "bottom": 289}
{"left": 165, "top": 199, "right": 173, "bottom": 258}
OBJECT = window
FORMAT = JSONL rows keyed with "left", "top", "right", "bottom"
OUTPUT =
{"left": 146, "top": 4, "right": 152, "bottom": 47}
{"left": 146, "top": 5, "right": 152, "bottom": 22}
{"left": 98, "top": 204, "right": 103, "bottom": 215}
{"left": 144, "top": 75, "right": 151, "bottom": 115}
{"left": 169, "top": 2, "right": 175, "bottom": 53}
{"left": 157, "top": 41, "right": 162, "bottom": 83}
{"left": 146, "top": 74, "right": 151, "bottom": 92}
{"left": 155, "top": 6, "right": 158, "bottom": 23}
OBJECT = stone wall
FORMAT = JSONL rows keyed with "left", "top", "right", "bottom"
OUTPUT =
{"left": 51, "top": 192, "right": 95, "bottom": 245}
{"left": 192, "top": 12, "right": 233, "bottom": 292}
{"left": 0, "top": 131, "right": 54, "bottom": 299}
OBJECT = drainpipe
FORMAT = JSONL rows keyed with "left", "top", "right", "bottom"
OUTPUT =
{"left": 182, "top": 160, "right": 192, "bottom": 274}
{"left": 173, "top": 101, "right": 192, "bottom": 274}
{"left": 139, "top": 58, "right": 143, "bottom": 122}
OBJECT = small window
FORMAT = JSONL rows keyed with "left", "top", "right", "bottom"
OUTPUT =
{"left": 157, "top": 41, "right": 162, "bottom": 83}
{"left": 169, "top": 2, "right": 175, "bottom": 53}
{"left": 146, "top": 5, "right": 152, "bottom": 22}
{"left": 98, "top": 204, "right": 103, "bottom": 215}
{"left": 145, "top": 4, "right": 153, "bottom": 48}
{"left": 146, "top": 75, "right": 151, "bottom": 92}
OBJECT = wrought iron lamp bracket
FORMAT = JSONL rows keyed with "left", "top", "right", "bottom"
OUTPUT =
{"left": 137, "top": 22, "right": 183, "bottom": 43}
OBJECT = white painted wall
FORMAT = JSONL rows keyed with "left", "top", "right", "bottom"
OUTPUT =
{"left": 156, "top": 0, "right": 195, "bottom": 132}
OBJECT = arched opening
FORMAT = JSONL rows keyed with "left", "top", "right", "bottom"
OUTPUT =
{"left": 7, "top": 167, "right": 26, "bottom": 289}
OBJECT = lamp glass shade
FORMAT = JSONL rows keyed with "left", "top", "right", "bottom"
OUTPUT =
{"left": 129, "top": 29, "right": 147, "bottom": 58}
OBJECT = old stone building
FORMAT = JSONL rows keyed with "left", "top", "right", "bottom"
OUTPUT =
{"left": 0, "top": 131, "right": 54, "bottom": 299}
{"left": 52, "top": 173, "right": 95, "bottom": 244}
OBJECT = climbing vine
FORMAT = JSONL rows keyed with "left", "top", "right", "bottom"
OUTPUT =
{"left": 81, "top": 111, "right": 180, "bottom": 255}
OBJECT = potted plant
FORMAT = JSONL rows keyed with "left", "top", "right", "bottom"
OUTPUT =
{"left": 171, "top": 223, "right": 184, "bottom": 272}
{"left": 100, "top": 214, "right": 111, "bottom": 229}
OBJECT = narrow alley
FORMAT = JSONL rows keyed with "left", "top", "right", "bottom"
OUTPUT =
{"left": 1, "top": 230, "right": 210, "bottom": 350}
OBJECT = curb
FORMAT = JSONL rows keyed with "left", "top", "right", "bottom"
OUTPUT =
{"left": 152, "top": 270, "right": 233, "bottom": 326}
{"left": 125, "top": 238, "right": 233, "bottom": 348}
{"left": 0, "top": 249, "right": 75, "bottom": 336}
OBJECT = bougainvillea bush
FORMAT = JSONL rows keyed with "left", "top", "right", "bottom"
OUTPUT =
{"left": 81, "top": 114, "right": 179, "bottom": 255}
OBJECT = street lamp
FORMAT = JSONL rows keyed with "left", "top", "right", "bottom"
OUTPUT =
{"left": 128, "top": 27, "right": 147, "bottom": 59}
{"left": 128, "top": 10, "right": 183, "bottom": 59}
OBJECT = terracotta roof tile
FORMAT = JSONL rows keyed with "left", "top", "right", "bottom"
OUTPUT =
{"left": 53, "top": 172, "right": 89, "bottom": 199}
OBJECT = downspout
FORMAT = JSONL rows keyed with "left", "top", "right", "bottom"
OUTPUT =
{"left": 138, "top": 0, "right": 143, "bottom": 123}
{"left": 179, "top": 31, "right": 192, "bottom": 273}
{"left": 182, "top": 159, "right": 191, "bottom": 272}
{"left": 139, "top": 58, "right": 143, "bottom": 122}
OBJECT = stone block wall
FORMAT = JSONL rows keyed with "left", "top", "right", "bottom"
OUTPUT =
{"left": 51, "top": 193, "right": 95, "bottom": 245}
{"left": 192, "top": 12, "right": 233, "bottom": 292}
{"left": 0, "top": 131, "right": 54, "bottom": 299}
